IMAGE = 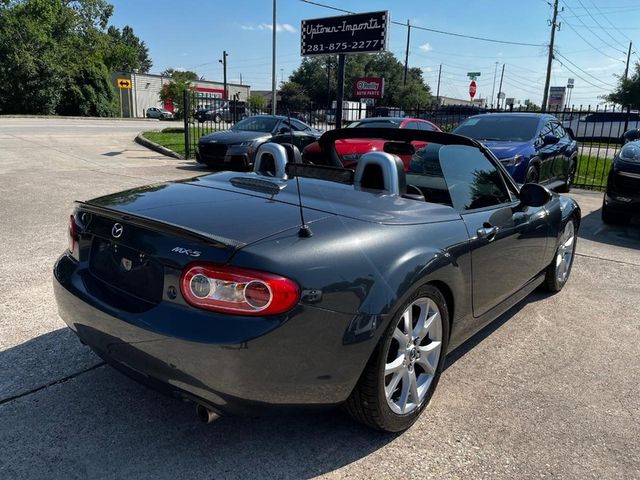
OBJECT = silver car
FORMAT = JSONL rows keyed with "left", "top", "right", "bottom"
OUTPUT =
{"left": 146, "top": 107, "right": 174, "bottom": 120}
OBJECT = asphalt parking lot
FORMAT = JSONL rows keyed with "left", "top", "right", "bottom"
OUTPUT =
{"left": 1, "top": 117, "right": 639, "bottom": 479}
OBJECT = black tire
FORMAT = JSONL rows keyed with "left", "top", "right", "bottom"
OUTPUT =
{"left": 557, "top": 158, "right": 576, "bottom": 193}
{"left": 344, "top": 285, "right": 449, "bottom": 432}
{"left": 601, "top": 201, "right": 631, "bottom": 225}
{"left": 543, "top": 218, "right": 577, "bottom": 292}
{"left": 213, "top": 114, "right": 222, "bottom": 123}
{"left": 525, "top": 164, "right": 540, "bottom": 184}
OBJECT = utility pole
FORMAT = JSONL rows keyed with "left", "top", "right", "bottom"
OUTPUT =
{"left": 436, "top": 64, "right": 442, "bottom": 105}
{"left": 624, "top": 41, "right": 632, "bottom": 79}
{"left": 491, "top": 61, "right": 498, "bottom": 107}
{"left": 240, "top": 73, "right": 243, "bottom": 86}
{"left": 542, "top": 0, "right": 559, "bottom": 111}
{"left": 497, "top": 63, "right": 505, "bottom": 109}
{"left": 403, "top": 19, "right": 411, "bottom": 85}
{"left": 219, "top": 51, "right": 228, "bottom": 100}
{"left": 335, "top": 54, "right": 346, "bottom": 128}
{"left": 271, "top": 0, "right": 277, "bottom": 115}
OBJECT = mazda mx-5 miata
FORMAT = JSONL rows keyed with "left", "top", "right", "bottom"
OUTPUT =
{"left": 54, "top": 128, "right": 580, "bottom": 432}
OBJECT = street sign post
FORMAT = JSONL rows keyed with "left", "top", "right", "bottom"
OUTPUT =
{"left": 469, "top": 80, "right": 477, "bottom": 100}
{"left": 301, "top": 11, "right": 389, "bottom": 128}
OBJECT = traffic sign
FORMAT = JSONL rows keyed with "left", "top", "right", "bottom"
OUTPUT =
{"left": 117, "top": 78, "right": 132, "bottom": 89}
{"left": 467, "top": 72, "right": 481, "bottom": 80}
{"left": 469, "top": 80, "right": 477, "bottom": 99}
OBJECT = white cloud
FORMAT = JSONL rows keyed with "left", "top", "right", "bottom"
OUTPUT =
{"left": 419, "top": 42, "right": 432, "bottom": 52}
{"left": 243, "top": 23, "right": 296, "bottom": 33}
{"left": 424, "top": 66, "right": 433, "bottom": 72}
{"left": 258, "top": 23, "right": 296, "bottom": 33}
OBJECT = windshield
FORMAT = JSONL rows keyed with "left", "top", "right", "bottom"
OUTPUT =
{"left": 453, "top": 116, "right": 540, "bottom": 142}
{"left": 347, "top": 120, "right": 402, "bottom": 129}
{"left": 232, "top": 116, "right": 278, "bottom": 132}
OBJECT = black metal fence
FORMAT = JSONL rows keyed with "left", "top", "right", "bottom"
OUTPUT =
{"left": 182, "top": 92, "right": 640, "bottom": 191}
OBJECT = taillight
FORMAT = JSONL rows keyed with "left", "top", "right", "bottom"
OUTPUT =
{"left": 68, "top": 214, "right": 79, "bottom": 260}
{"left": 180, "top": 264, "right": 300, "bottom": 316}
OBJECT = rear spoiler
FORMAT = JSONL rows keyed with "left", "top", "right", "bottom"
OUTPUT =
{"left": 75, "top": 201, "right": 243, "bottom": 250}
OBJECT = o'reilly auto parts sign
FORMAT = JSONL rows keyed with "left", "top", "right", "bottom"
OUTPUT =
{"left": 301, "top": 11, "right": 389, "bottom": 56}
{"left": 354, "top": 77, "right": 384, "bottom": 98}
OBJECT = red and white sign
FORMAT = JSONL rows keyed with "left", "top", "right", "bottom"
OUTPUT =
{"left": 469, "top": 80, "right": 477, "bottom": 99}
{"left": 354, "top": 77, "right": 385, "bottom": 98}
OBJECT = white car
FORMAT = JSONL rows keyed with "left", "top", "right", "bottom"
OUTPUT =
{"left": 563, "top": 111, "right": 640, "bottom": 140}
{"left": 146, "top": 107, "right": 174, "bottom": 120}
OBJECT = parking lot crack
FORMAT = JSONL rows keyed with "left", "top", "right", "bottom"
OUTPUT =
{"left": 575, "top": 252, "right": 640, "bottom": 267}
{"left": 0, "top": 362, "right": 105, "bottom": 407}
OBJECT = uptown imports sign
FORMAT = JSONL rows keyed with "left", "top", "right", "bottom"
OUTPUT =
{"left": 354, "top": 77, "right": 385, "bottom": 98}
{"left": 301, "top": 11, "right": 389, "bottom": 56}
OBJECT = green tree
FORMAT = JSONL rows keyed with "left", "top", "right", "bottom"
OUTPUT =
{"left": 0, "top": 0, "right": 152, "bottom": 116}
{"left": 161, "top": 69, "right": 199, "bottom": 82}
{"left": 279, "top": 81, "right": 311, "bottom": 111}
{"left": 104, "top": 25, "right": 152, "bottom": 73}
{"left": 606, "top": 63, "right": 640, "bottom": 108}
{"left": 288, "top": 52, "right": 432, "bottom": 110}
{"left": 247, "top": 94, "right": 266, "bottom": 111}
{"left": 159, "top": 78, "right": 191, "bottom": 119}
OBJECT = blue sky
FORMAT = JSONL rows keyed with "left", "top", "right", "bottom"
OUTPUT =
{"left": 109, "top": 0, "right": 640, "bottom": 106}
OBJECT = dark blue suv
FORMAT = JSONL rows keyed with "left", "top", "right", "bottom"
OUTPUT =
{"left": 453, "top": 113, "right": 578, "bottom": 192}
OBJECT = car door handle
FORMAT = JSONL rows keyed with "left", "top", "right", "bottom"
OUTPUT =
{"left": 477, "top": 224, "right": 499, "bottom": 241}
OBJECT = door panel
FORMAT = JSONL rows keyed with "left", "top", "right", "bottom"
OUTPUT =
{"left": 462, "top": 203, "right": 549, "bottom": 317}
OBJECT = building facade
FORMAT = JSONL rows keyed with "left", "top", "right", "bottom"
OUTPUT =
{"left": 111, "top": 72, "right": 251, "bottom": 118}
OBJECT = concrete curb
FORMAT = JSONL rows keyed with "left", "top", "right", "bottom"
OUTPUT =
{"left": 0, "top": 114, "right": 166, "bottom": 122}
{"left": 135, "top": 133, "right": 184, "bottom": 160}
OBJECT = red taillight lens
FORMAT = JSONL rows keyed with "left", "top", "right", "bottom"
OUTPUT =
{"left": 68, "top": 214, "right": 79, "bottom": 260}
{"left": 180, "top": 264, "right": 300, "bottom": 316}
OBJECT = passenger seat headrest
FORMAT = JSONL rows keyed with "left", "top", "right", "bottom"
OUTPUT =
{"left": 253, "top": 142, "right": 288, "bottom": 178}
{"left": 354, "top": 151, "right": 406, "bottom": 196}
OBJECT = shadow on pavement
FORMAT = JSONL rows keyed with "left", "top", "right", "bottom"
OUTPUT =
{"left": 578, "top": 205, "right": 640, "bottom": 250}
{"left": 0, "top": 328, "right": 397, "bottom": 479}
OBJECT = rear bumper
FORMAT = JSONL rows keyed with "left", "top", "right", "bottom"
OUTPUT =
{"left": 605, "top": 167, "right": 640, "bottom": 213}
{"left": 53, "top": 254, "right": 368, "bottom": 415}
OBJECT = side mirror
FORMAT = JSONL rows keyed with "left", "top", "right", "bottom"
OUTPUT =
{"left": 520, "top": 183, "right": 552, "bottom": 207}
{"left": 622, "top": 128, "right": 640, "bottom": 144}
{"left": 542, "top": 134, "right": 560, "bottom": 145}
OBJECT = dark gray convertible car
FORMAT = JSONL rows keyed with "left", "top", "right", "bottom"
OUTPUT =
{"left": 54, "top": 128, "right": 580, "bottom": 432}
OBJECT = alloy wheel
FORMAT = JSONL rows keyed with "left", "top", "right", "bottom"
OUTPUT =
{"left": 384, "top": 297, "right": 443, "bottom": 415}
{"left": 555, "top": 220, "right": 575, "bottom": 283}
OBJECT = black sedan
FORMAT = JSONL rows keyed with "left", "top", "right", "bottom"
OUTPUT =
{"left": 196, "top": 115, "right": 321, "bottom": 170}
{"left": 54, "top": 128, "right": 580, "bottom": 432}
{"left": 602, "top": 128, "right": 640, "bottom": 224}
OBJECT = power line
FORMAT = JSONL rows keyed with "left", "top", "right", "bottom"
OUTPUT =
{"left": 554, "top": 50, "right": 618, "bottom": 87}
{"left": 300, "top": 0, "right": 545, "bottom": 47}
{"left": 560, "top": 1, "right": 626, "bottom": 54}
{"left": 559, "top": 16, "right": 626, "bottom": 61}
{"left": 554, "top": 56, "right": 615, "bottom": 90}
{"left": 574, "top": 0, "right": 626, "bottom": 47}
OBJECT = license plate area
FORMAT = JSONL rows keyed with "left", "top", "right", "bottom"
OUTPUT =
{"left": 89, "top": 237, "right": 164, "bottom": 304}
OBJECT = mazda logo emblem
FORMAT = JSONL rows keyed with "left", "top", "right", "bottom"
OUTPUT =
{"left": 112, "top": 223, "right": 123, "bottom": 238}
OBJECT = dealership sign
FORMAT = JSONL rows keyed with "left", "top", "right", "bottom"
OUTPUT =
{"left": 548, "top": 86, "right": 566, "bottom": 107}
{"left": 354, "top": 77, "right": 384, "bottom": 98}
{"left": 301, "top": 11, "right": 389, "bottom": 56}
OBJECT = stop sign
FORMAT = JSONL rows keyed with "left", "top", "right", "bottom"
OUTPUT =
{"left": 469, "top": 80, "right": 477, "bottom": 99}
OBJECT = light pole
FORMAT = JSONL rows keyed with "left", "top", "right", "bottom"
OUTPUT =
{"left": 271, "top": 0, "right": 277, "bottom": 115}
{"left": 219, "top": 51, "right": 228, "bottom": 100}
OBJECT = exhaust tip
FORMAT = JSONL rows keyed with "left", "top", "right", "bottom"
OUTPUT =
{"left": 195, "top": 403, "right": 217, "bottom": 424}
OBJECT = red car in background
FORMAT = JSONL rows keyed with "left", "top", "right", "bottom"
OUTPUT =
{"left": 302, "top": 117, "right": 442, "bottom": 170}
